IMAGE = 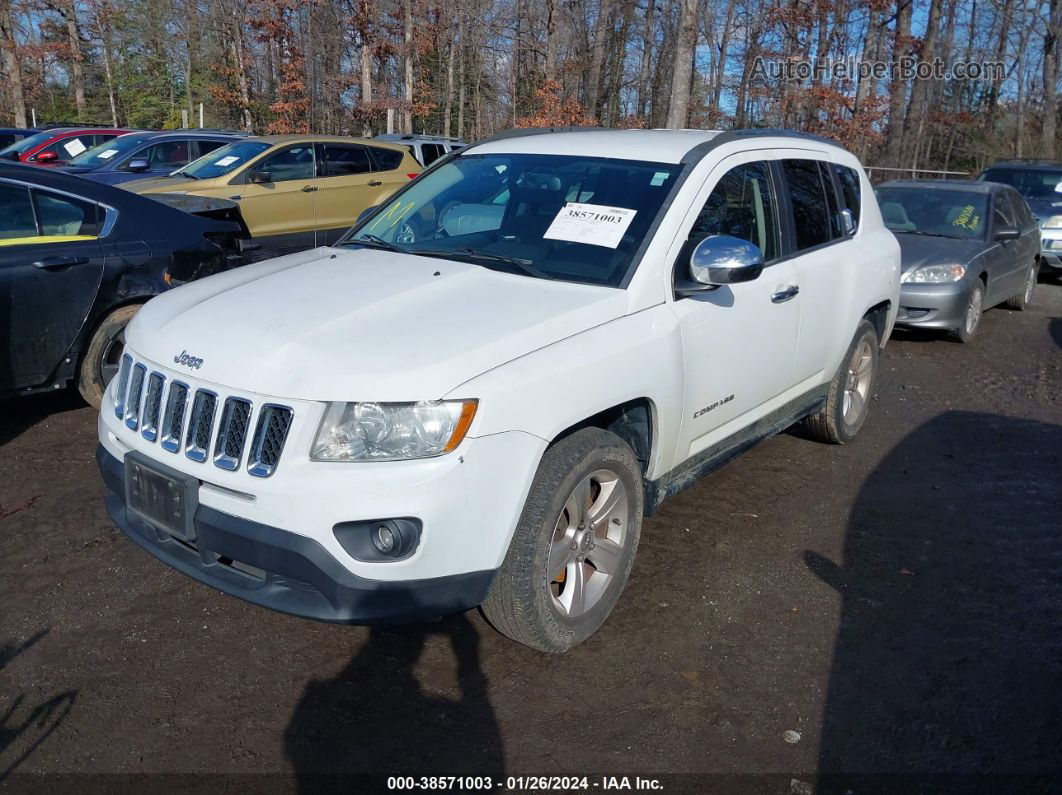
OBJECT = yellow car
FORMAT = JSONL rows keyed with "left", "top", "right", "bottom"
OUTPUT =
{"left": 123, "top": 135, "right": 421, "bottom": 247}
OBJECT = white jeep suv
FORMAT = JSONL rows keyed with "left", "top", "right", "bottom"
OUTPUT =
{"left": 97, "top": 128, "right": 900, "bottom": 652}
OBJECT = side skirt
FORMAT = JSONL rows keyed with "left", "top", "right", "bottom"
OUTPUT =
{"left": 643, "top": 385, "right": 828, "bottom": 516}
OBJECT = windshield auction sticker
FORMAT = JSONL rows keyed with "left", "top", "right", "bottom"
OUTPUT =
{"left": 543, "top": 202, "right": 637, "bottom": 249}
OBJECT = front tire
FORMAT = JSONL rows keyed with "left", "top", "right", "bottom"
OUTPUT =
{"left": 950, "top": 280, "right": 985, "bottom": 343}
{"left": 481, "top": 427, "right": 643, "bottom": 653}
{"left": 78, "top": 304, "right": 140, "bottom": 408}
{"left": 804, "top": 319, "right": 879, "bottom": 445}
{"left": 1004, "top": 261, "right": 1038, "bottom": 311}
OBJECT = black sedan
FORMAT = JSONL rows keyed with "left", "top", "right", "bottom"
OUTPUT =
{"left": 876, "top": 179, "right": 1041, "bottom": 342}
{"left": 1, "top": 162, "right": 249, "bottom": 406}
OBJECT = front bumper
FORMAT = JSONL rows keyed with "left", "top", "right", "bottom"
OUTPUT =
{"left": 98, "top": 446, "right": 495, "bottom": 623}
{"left": 895, "top": 280, "right": 971, "bottom": 329}
{"left": 1040, "top": 227, "right": 1062, "bottom": 269}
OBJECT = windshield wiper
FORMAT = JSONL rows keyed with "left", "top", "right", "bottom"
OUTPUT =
{"left": 351, "top": 234, "right": 407, "bottom": 253}
{"left": 896, "top": 230, "right": 955, "bottom": 239}
{"left": 447, "top": 247, "right": 553, "bottom": 280}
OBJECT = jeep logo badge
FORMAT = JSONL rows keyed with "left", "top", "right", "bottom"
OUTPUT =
{"left": 174, "top": 350, "right": 204, "bottom": 370}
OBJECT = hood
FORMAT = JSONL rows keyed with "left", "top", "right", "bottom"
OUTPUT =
{"left": 1024, "top": 196, "right": 1062, "bottom": 224}
{"left": 895, "top": 233, "right": 988, "bottom": 272}
{"left": 124, "top": 174, "right": 216, "bottom": 194}
{"left": 128, "top": 247, "right": 629, "bottom": 402}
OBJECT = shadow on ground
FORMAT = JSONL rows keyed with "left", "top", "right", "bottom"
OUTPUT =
{"left": 809, "top": 411, "right": 1062, "bottom": 789}
{"left": 0, "top": 390, "right": 86, "bottom": 449}
{"left": 284, "top": 612, "right": 503, "bottom": 791}
{"left": 0, "top": 630, "right": 77, "bottom": 782}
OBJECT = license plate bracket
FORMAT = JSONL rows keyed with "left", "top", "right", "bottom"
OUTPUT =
{"left": 124, "top": 451, "right": 199, "bottom": 541}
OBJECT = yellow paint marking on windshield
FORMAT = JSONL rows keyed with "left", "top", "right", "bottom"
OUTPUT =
{"left": 0, "top": 235, "right": 97, "bottom": 247}
{"left": 952, "top": 205, "right": 981, "bottom": 231}
{"left": 367, "top": 200, "right": 415, "bottom": 233}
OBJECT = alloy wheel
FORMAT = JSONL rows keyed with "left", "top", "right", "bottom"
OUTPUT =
{"left": 548, "top": 469, "right": 629, "bottom": 618}
{"left": 99, "top": 327, "right": 126, "bottom": 387}
{"left": 965, "top": 286, "right": 983, "bottom": 336}
{"left": 842, "top": 338, "right": 874, "bottom": 424}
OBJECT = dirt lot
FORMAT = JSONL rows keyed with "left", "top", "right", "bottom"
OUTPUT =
{"left": 2, "top": 282, "right": 1060, "bottom": 792}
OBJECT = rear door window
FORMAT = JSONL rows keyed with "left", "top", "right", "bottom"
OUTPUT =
{"left": 782, "top": 159, "right": 833, "bottom": 251}
{"left": 33, "top": 190, "right": 102, "bottom": 235}
{"left": 320, "top": 144, "right": 373, "bottom": 177}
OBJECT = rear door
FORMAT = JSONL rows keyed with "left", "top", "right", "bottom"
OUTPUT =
{"left": 314, "top": 142, "right": 378, "bottom": 244}
{"left": 0, "top": 181, "right": 106, "bottom": 392}
{"left": 232, "top": 143, "right": 317, "bottom": 246}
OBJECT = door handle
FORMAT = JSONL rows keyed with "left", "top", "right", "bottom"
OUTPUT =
{"left": 33, "top": 256, "right": 88, "bottom": 270}
{"left": 367, "top": 179, "right": 383, "bottom": 187}
{"left": 301, "top": 185, "right": 318, "bottom": 192}
{"left": 771, "top": 285, "right": 800, "bottom": 303}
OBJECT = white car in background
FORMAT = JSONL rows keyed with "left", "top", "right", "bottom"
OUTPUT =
{"left": 97, "top": 128, "right": 900, "bottom": 652}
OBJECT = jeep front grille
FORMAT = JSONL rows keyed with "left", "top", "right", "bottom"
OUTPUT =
{"left": 159, "top": 382, "right": 188, "bottom": 453}
{"left": 247, "top": 405, "right": 294, "bottom": 478}
{"left": 141, "top": 373, "right": 165, "bottom": 442}
{"left": 114, "top": 358, "right": 293, "bottom": 477}
{"left": 185, "top": 390, "right": 218, "bottom": 462}
{"left": 213, "top": 398, "right": 252, "bottom": 471}
{"left": 124, "top": 363, "right": 146, "bottom": 430}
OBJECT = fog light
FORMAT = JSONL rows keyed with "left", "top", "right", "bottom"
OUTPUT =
{"left": 333, "top": 517, "right": 422, "bottom": 561}
{"left": 373, "top": 524, "right": 397, "bottom": 554}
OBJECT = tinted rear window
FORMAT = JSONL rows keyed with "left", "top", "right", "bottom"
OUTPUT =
{"left": 370, "top": 147, "right": 404, "bottom": 171}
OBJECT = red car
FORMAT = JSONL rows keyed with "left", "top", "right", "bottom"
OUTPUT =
{"left": 0, "top": 127, "right": 133, "bottom": 166}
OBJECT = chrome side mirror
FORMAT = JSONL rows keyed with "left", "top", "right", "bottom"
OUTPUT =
{"left": 841, "top": 208, "right": 856, "bottom": 236}
{"left": 678, "top": 235, "right": 764, "bottom": 296}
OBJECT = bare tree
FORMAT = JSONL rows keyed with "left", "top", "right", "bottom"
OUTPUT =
{"left": 667, "top": 0, "right": 698, "bottom": 127}
{"left": 0, "top": 0, "right": 27, "bottom": 127}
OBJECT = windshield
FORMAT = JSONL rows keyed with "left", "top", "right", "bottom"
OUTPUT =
{"left": 68, "top": 133, "right": 149, "bottom": 167}
{"left": 876, "top": 188, "right": 989, "bottom": 240}
{"left": 0, "top": 129, "right": 56, "bottom": 156}
{"left": 343, "top": 153, "right": 682, "bottom": 286}
{"left": 981, "top": 167, "right": 1062, "bottom": 200}
{"left": 181, "top": 140, "right": 271, "bottom": 179}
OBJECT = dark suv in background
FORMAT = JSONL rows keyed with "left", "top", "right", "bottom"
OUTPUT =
{"left": 979, "top": 160, "right": 1062, "bottom": 275}
{"left": 61, "top": 129, "right": 249, "bottom": 185}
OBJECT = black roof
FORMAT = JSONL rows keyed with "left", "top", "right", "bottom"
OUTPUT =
{"left": 0, "top": 160, "right": 142, "bottom": 205}
{"left": 981, "top": 160, "right": 1062, "bottom": 172}
{"left": 878, "top": 178, "right": 997, "bottom": 193}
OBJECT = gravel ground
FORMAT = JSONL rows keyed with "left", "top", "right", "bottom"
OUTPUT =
{"left": 2, "top": 281, "right": 1060, "bottom": 792}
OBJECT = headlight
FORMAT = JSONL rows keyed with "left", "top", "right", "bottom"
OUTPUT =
{"left": 1043, "top": 215, "right": 1062, "bottom": 229}
{"left": 901, "top": 264, "right": 966, "bottom": 283}
{"left": 311, "top": 400, "right": 478, "bottom": 461}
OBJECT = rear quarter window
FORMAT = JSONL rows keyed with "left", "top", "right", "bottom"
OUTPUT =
{"left": 833, "top": 164, "right": 862, "bottom": 231}
{"left": 369, "top": 146, "right": 405, "bottom": 172}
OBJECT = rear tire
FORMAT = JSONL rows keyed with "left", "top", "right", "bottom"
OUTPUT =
{"left": 78, "top": 305, "right": 140, "bottom": 408}
{"left": 949, "top": 280, "right": 985, "bottom": 343}
{"left": 1004, "top": 261, "right": 1038, "bottom": 311}
{"left": 481, "top": 427, "right": 643, "bottom": 653}
{"left": 804, "top": 319, "right": 879, "bottom": 445}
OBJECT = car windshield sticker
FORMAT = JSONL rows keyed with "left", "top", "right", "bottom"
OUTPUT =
{"left": 63, "top": 138, "right": 87, "bottom": 156}
{"left": 651, "top": 171, "right": 670, "bottom": 187}
{"left": 952, "top": 204, "right": 981, "bottom": 231}
{"left": 543, "top": 202, "right": 637, "bottom": 249}
{"left": 214, "top": 155, "right": 239, "bottom": 166}
{"left": 97, "top": 149, "right": 119, "bottom": 159}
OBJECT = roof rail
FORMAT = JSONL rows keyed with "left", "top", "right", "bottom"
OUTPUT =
{"left": 987, "top": 158, "right": 1062, "bottom": 166}
{"left": 167, "top": 127, "right": 251, "bottom": 135}
{"left": 708, "top": 127, "right": 841, "bottom": 149}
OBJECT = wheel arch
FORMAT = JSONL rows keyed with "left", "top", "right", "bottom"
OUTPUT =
{"left": 549, "top": 397, "right": 657, "bottom": 477}
{"left": 863, "top": 299, "right": 891, "bottom": 346}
